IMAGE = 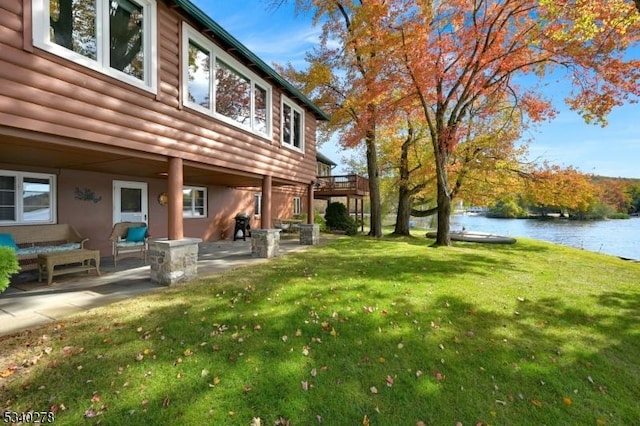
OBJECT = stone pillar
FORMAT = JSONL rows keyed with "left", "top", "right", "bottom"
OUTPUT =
{"left": 251, "top": 229, "right": 280, "bottom": 258}
{"left": 149, "top": 238, "right": 201, "bottom": 286}
{"left": 299, "top": 224, "right": 320, "bottom": 245}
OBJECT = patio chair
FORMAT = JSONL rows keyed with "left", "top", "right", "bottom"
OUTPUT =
{"left": 108, "top": 222, "right": 150, "bottom": 266}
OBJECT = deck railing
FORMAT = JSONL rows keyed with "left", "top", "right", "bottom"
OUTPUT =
{"left": 315, "top": 174, "right": 369, "bottom": 195}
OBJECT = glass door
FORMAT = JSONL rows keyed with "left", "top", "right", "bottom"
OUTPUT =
{"left": 113, "top": 180, "right": 148, "bottom": 224}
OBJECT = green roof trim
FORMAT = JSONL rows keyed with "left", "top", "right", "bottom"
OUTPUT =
{"left": 316, "top": 151, "right": 337, "bottom": 167}
{"left": 171, "top": 0, "right": 330, "bottom": 121}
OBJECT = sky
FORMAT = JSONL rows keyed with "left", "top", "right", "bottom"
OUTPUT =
{"left": 193, "top": 1, "right": 640, "bottom": 179}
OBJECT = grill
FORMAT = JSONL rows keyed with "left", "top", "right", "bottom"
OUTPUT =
{"left": 233, "top": 213, "right": 251, "bottom": 241}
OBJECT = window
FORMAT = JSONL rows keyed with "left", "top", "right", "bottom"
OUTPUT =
{"left": 293, "top": 197, "right": 302, "bottom": 216}
{"left": 282, "top": 97, "right": 304, "bottom": 151}
{"left": 0, "top": 171, "right": 56, "bottom": 224}
{"left": 182, "top": 24, "right": 272, "bottom": 137}
{"left": 253, "top": 193, "right": 262, "bottom": 216}
{"left": 33, "top": 0, "right": 157, "bottom": 92}
{"left": 183, "top": 186, "right": 206, "bottom": 218}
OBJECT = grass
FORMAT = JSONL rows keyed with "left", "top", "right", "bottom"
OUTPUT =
{"left": 1, "top": 234, "right": 639, "bottom": 425}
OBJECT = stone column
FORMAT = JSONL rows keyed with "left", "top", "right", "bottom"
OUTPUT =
{"left": 251, "top": 229, "right": 280, "bottom": 258}
{"left": 149, "top": 238, "right": 201, "bottom": 286}
{"left": 299, "top": 224, "right": 320, "bottom": 245}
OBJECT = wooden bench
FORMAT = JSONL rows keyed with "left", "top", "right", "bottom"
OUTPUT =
{"left": 38, "top": 249, "right": 101, "bottom": 285}
{"left": 1, "top": 224, "right": 89, "bottom": 271}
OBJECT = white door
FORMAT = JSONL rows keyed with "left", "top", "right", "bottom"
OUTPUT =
{"left": 113, "top": 180, "right": 148, "bottom": 224}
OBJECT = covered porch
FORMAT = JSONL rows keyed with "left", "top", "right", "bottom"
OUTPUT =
{"left": 1, "top": 127, "right": 317, "bottom": 286}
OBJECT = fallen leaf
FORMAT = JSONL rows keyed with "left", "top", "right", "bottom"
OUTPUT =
{"left": 370, "top": 386, "right": 378, "bottom": 394}
{"left": 301, "top": 381, "right": 309, "bottom": 391}
{"left": 386, "top": 375, "right": 394, "bottom": 387}
{"left": 531, "top": 399, "right": 543, "bottom": 408}
{"left": 251, "top": 418, "right": 262, "bottom": 426}
{"left": 363, "top": 415, "right": 370, "bottom": 426}
{"left": 563, "top": 397, "right": 572, "bottom": 406}
{"left": 0, "top": 369, "right": 15, "bottom": 378}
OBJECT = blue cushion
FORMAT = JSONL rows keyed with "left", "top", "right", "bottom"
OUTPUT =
{"left": 0, "top": 233, "right": 17, "bottom": 250}
{"left": 126, "top": 226, "right": 147, "bottom": 243}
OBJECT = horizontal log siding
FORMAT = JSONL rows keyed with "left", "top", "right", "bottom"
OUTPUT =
{"left": 0, "top": 1, "right": 318, "bottom": 186}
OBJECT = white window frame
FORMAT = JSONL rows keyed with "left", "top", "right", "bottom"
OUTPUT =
{"left": 0, "top": 170, "right": 57, "bottom": 225}
{"left": 293, "top": 196, "right": 302, "bottom": 216}
{"left": 32, "top": 0, "right": 158, "bottom": 93}
{"left": 253, "top": 193, "right": 262, "bottom": 216}
{"left": 183, "top": 186, "right": 207, "bottom": 218}
{"left": 182, "top": 23, "right": 273, "bottom": 139}
{"left": 281, "top": 96, "right": 305, "bottom": 152}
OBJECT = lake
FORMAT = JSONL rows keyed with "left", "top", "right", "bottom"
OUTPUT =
{"left": 433, "top": 214, "right": 640, "bottom": 261}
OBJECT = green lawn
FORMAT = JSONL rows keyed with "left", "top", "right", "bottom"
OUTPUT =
{"left": 1, "top": 235, "right": 639, "bottom": 425}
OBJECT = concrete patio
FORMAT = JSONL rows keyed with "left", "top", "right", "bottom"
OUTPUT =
{"left": 0, "top": 236, "right": 318, "bottom": 337}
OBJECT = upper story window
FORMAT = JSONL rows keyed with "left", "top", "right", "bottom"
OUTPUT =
{"left": 32, "top": 0, "right": 157, "bottom": 92}
{"left": 0, "top": 171, "right": 56, "bottom": 225}
{"left": 183, "top": 24, "right": 272, "bottom": 138}
{"left": 281, "top": 96, "right": 304, "bottom": 152}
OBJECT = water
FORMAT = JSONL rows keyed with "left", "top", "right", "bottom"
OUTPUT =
{"left": 444, "top": 214, "right": 640, "bottom": 261}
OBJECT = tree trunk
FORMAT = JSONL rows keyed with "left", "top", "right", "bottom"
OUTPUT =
{"left": 434, "top": 182, "right": 452, "bottom": 246}
{"left": 393, "top": 133, "right": 412, "bottom": 235}
{"left": 366, "top": 135, "right": 383, "bottom": 237}
{"left": 433, "top": 139, "right": 452, "bottom": 246}
{"left": 394, "top": 187, "right": 412, "bottom": 235}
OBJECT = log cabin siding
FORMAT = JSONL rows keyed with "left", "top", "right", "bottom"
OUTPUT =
{"left": 0, "top": 0, "right": 320, "bottom": 186}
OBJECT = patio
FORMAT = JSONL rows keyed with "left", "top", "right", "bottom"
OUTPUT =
{"left": 0, "top": 236, "right": 318, "bottom": 337}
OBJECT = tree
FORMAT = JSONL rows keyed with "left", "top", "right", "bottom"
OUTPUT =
{"left": 389, "top": 0, "right": 640, "bottom": 245}
{"left": 273, "top": 0, "right": 403, "bottom": 238}
{"left": 523, "top": 164, "right": 598, "bottom": 215}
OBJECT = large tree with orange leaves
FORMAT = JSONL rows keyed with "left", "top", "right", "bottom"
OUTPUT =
{"left": 276, "top": 0, "right": 639, "bottom": 245}
{"left": 389, "top": 0, "right": 640, "bottom": 245}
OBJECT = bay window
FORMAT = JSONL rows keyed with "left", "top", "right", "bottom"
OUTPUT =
{"left": 33, "top": 0, "right": 157, "bottom": 92}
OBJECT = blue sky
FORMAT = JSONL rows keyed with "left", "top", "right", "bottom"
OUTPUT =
{"left": 194, "top": 1, "right": 639, "bottom": 179}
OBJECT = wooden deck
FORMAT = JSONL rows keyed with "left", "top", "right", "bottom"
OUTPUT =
{"left": 314, "top": 175, "right": 369, "bottom": 198}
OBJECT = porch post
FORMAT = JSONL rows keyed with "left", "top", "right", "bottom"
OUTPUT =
{"left": 168, "top": 157, "right": 183, "bottom": 240}
{"left": 307, "top": 182, "right": 314, "bottom": 224}
{"left": 261, "top": 175, "right": 272, "bottom": 229}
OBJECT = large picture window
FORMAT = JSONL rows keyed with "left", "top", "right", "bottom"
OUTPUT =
{"left": 33, "top": 0, "right": 157, "bottom": 92}
{"left": 0, "top": 171, "right": 56, "bottom": 224}
{"left": 182, "top": 25, "right": 272, "bottom": 138}
{"left": 282, "top": 97, "right": 305, "bottom": 151}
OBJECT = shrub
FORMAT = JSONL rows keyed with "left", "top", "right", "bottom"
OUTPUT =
{"left": 314, "top": 211, "right": 328, "bottom": 232}
{"left": 0, "top": 246, "right": 20, "bottom": 294}
{"left": 324, "top": 202, "right": 358, "bottom": 235}
{"left": 486, "top": 199, "right": 528, "bottom": 218}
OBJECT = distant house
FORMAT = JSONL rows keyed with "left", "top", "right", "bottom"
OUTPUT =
{"left": 0, "top": 0, "right": 329, "bottom": 257}
{"left": 314, "top": 152, "right": 368, "bottom": 227}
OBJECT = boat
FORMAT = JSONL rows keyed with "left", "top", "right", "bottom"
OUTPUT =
{"left": 425, "top": 230, "right": 516, "bottom": 244}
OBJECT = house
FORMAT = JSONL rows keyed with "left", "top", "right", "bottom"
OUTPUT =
{"left": 314, "top": 152, "right": 368, "bottom": 228}
{"left": 0, "top": 0, "right": 329, "bottom": 281}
